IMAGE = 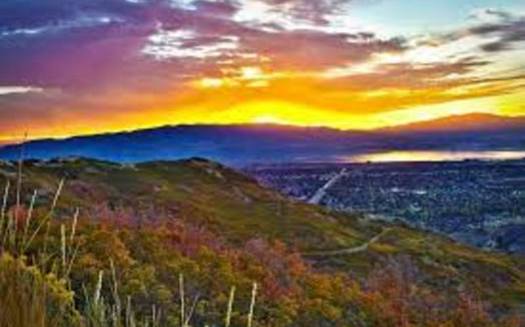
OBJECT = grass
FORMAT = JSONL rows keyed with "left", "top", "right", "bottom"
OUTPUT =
{"left": 0, "top": 160, "right": 260, "bottom": 327}
{"left": 0, "top": 157, "right": 524, "bottom": 325}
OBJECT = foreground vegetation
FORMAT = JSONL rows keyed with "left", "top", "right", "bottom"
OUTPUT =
{"left": 0, "top": 157, "right": 523, "bottom": 326}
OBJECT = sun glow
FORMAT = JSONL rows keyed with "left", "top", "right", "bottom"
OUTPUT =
{"left": 240, "top": 66, "right": 263, "bottom": 80}
{"left": 198, "top": 78, "right": 224, "bottom": 88}
{"left": 252, "top": 114, "right": 288, "bottom": 124}
{"left": 349, "top": 151, "right": 525, "bottom": 163}
{"left": 208, "top": 100, "right": 352, "bottom": 128}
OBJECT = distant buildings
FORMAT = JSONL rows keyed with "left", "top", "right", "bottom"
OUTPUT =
{"left": 249, "top": 160, "right": 525, "bottom": 254}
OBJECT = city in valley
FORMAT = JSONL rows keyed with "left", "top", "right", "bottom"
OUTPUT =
{"left": 249, "top": 159, "right": 525, "bottom": 254}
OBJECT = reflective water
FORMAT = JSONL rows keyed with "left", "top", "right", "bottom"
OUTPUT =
{"left": 347, "top": 150, "right": 525, "bottom": 163}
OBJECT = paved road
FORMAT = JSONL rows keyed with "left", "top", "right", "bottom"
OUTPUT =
{"left": 308, "top": 168, "right": 346, "bottom": 205}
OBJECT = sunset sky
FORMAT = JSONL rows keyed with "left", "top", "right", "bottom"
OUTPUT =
{"left": 1, "top": 0, "right": 524, "bottom": 141}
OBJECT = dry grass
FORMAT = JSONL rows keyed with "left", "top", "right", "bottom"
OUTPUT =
{"left": 0, "top": 161, "right": 259, "bottom": 327}
{"left": 0, "top": 253, "right": 78, "bottom": 327}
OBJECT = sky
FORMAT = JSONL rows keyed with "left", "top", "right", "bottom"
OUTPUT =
{"left": 0, "top": 0, "right": 524, "bottom": 141}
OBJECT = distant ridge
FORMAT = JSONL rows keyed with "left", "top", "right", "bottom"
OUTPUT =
{"left": 380, "top": 113, "right": 525, "bottom": 133}
{"left": 0, "top": 124, "right": 373, "bottom": 165}
{"left": 0, "top": 113, "right": 524, "bottom": 164}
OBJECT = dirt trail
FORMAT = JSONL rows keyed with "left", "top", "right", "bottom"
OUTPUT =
{"left": 304, "top": 228, "right": 391, "bottom": 256}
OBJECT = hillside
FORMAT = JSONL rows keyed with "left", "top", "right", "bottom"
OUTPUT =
{"left": 1, "top": 114, "right": 524, "bottom": 165}
{"left": 0, "top": 125, "right": 374, "bottom": 165}
{"left": 0, "top": 157, "right": 524, "bottom": 326}
{"left": 380, "top": 113, "right": 525, "bottom": 133}
{"left": 377, "top": 114, "right": 525, "bottom": 154}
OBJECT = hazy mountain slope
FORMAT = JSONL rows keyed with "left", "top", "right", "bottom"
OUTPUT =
{"left": 1, "top": 114, "right": 524, "bottom": 164}
{"left": 2, "top": 157, "right": 524, "bottom": 315}
{"left": 378, "top": 113, "right": 525, "bottom": 151}
{"left": 380, "top": 113, "right": 525, "bottom": 133}
{"left": 0, "top": 125, "right": 375, "bottom": 164}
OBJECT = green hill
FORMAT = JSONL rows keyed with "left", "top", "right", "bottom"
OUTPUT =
{"left": 0, "top": 157, "right": 524, "bottom": 326}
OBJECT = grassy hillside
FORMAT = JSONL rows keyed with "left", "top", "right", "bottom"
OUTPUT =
{"left": 0, "top": 157, "right": 524, "bottom": 326}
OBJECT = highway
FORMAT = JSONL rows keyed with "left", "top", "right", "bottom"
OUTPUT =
{"left": 308, "top": 168, "right": 346, "bottom": 204}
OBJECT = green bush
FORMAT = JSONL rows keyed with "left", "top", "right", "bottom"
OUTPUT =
{"left": 0, "top": 253, "right": 80, "bottom": 327}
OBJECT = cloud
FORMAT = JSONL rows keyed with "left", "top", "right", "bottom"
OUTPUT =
{"left": 434, "top": 9, "right": 525, "bottom": 53}
{"left": 475, "top": 18, "right": 525, "bottom": 52}
{"left": 0, "top": 14, "right": 122, "bottom": 38}
{"left": 469, "top": 8, "right": 513, "bottom": 22}
{"left": 0, "top": 1, "right": 522, "bottom": 137}
{"left": 0, "top": 86, "right": 44, "bottom": 95}
{"left": 259, "top": 0, "right": 349, "bottom": 24}
{"left": 142, "top": 28, "right": 240, "bottom": 60}
{"left": 238, "top": 29, "right": 405, "bottom": 70}
{"left": 0, "top": 0, "right": 404, "bottom": 92}
{"left": 193, "top": 0, "right": 239, "bottom": 18}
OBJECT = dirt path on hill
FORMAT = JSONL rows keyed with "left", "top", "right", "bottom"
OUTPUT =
{"left": 304, "top": 228, "right": 392, "bottom": 256}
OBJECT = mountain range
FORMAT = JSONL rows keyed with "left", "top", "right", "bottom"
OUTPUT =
{"left": 1, "top": 113, "right": 524, "bottom": 165}
{"left": 380, "top": 113, "right": 525, "bottom": 133}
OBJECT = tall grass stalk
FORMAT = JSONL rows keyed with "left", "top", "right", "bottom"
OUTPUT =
{"left": 22, "top": 189, "right": 37, "bottom": 248}
{"left": 15, "top": 132, "right": 27, "bottom": 223}
{"left": 70, "top": 208, "right": 79, "bottom": 243}
{"left": 0, "top": 180, "right": 9, "bottom": 247}
{"left": 64, "top": 208, "right": 81, "bottom": 278}
{"left": 2, "top": 210, "right": 13, "bottom": 250}
{"left": 110, "top": 258, "right": 122, "bottom": 326}
{"left": 24, "top": 178, "right": 65, "bottom": 252}
{"left": 41, "top": 220, "right": 52, "bottom": 266}
{"left": 51, "top": 178, "right": 65, "bottom": 212}
{"left": 178, "top": 273, "right": 200, "bottom": 327}
{"left": 61, "top": 224, "right": 67, "bottom": 270}
{"left": 179, "top": 273, "right": 186, "bottom": 327}
{"left": 152, "top": 305, "right": 162, "bottom": 327}
{"left": 225, "top": 286, "right": 236, "bottom": 327}
{"left": 184, "top": 293, "right": 199, "bottom": 327}
{"left": 126, "top": 296, "right": 136, "bottom": 327}
{"left": 95, "top": 270, "right": 104, "bottom": 306}
{"left": 247, "top": 282, "right": 257, "bottom": 327}
{"left": 1, "top": 180, "right": 9, "bottom": 224}
{"left": 65, "top": 240, "right": 81, "bottom": 278}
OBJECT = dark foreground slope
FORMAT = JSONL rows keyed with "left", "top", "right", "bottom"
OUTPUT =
{"left": 0, "top": 158, "right": 524, "bottom": 325}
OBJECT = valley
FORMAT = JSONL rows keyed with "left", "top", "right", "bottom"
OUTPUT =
{"left": 249, "top": 159, "right": 525, "bottom": 254}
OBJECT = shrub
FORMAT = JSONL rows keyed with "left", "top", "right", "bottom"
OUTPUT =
{"left": 0, "top": 253, "right": 80, "bottom": 327}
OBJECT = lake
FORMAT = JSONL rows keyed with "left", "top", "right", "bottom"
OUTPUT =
{"left": 347, "top": 150, "right": 525, "bottom": 163}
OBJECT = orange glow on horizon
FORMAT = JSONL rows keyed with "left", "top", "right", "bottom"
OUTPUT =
{"left": 1, "top": 0, "right": 524, "bottom": 144}
{"left": 348, "top": 150, "right": 525, "bottom": 163}
{"left": 0, "top": 88, "right": 523, "bottom": 143}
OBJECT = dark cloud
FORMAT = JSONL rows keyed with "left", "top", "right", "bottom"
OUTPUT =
{"left": 193, "top": 0, "right": 239, "bottom": 17}
{"left": 324, "top": 58, "right": 491, "bottom": 92}
{"left": 238, "top": 29, "right": 405, "bottom": 70}
{"left": 439, "top": 10, "right": 525, "bottom": 53}
{"left": 474, "top": 18, "right": 525, "bottom": 52}
{"left": 0, "top": 0, "right": 402, "bottom": 91}
{"left": 475, "top": 23, "right": 525, "bottom": 53}
{"left": 260, "top": 0, "right": 349, "bottom": 24}
{"left": 469, "top": 8, "right": 513, "bottom": 22}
